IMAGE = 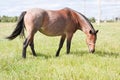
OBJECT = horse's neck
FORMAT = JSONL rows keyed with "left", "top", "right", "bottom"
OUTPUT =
{"left": 69, "top": 9, "right": 93, "bottom": 35}
{"left": 76, "top": 13, "right": 93, "bottom": 36}
{"left": 78, "top": 19, "right": 91, "bottom": 36}
{"left": 81, "top": 24, "right": 91, "bottom": 35}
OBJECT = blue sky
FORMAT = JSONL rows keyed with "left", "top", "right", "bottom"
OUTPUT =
{"left": 0, "top": 0, "right": 120, "bottom": 20}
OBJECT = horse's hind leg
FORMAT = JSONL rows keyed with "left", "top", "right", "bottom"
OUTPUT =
{"left": 22, "top": 38, "right": 29, "bottom": 58}
{"left": 56, "top": 34, "right": 66, "bottom": 57}
{"left": 22, "top": 33, "right": 36, "bottom": 58}
{"left": 29, "top": 39, "right": 37, "bottom": 56}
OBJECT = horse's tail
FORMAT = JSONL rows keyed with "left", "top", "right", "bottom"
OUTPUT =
{"left": 6, "top": 11, "right": 26, "bottom": 40}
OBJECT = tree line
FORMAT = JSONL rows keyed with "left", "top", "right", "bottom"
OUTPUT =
{"left": 0, "top": 15, "right": 96, "bottom": 23}
{"left": 0, "top": 15, "right": 120, "bottom": 23}
{"left": 0, "top": 16, "right": 18, "bottom": 22}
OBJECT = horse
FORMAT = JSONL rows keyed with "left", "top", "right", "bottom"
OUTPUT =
{"left": 6, "top": 7, "right": 98, "bottom": 58}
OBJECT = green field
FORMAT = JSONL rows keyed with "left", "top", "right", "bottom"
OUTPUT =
{"left": 0, "top": 22, "right": 120, "bottom": 80}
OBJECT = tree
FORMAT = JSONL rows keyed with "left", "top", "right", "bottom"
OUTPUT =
{"left": 89, "top": 17, "right": 96, "bottom": 23}
{"left": 0, "top": 16, "right": 1, "bottom": 22}
{"left": 0, "top": 15, "right": 18, "bottom": 22}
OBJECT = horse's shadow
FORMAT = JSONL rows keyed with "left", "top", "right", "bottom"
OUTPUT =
{"left": 95, "top": 51, "right": 119, "bottom": 58}
{"left": 33, "top": 50, "right": 119, "bottom": 59}
{"left": 36, "top": 53, "right": 53, "bottom": 59}
{"left": 71, "top": 50, "right": 119, "bottom": 58}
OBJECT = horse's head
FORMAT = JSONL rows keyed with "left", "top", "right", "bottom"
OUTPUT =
{"left": 86, "top": 30, "right": 98, "bottom": 53}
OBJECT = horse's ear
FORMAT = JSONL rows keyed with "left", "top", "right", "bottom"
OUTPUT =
{"left": 96, "top": 30, "right": 99, "bottom": 34}
{"left": 89, "top": 30, "right": 93, "bottom": 34}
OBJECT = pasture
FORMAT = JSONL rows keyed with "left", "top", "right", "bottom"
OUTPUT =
{"left": 0, "top": 22, "right": 120, "bottom": 80}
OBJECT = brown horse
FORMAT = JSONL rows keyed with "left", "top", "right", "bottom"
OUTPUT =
{"left": 7, "top": 7, "right": 98, "bottom": 58}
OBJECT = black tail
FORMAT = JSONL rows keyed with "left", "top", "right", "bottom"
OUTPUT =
{"left": 6, "top": 11, "right": 26, "bottom": 40}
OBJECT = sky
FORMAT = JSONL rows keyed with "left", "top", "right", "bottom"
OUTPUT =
{"left": 0, "top": 0, "right": 120, "bottom": 20}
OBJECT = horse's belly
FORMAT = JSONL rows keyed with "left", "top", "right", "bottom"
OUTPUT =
{"left": 39, "top": 26, "right": 64, "bottom": 36}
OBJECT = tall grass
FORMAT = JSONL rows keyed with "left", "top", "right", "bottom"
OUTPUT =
{"left": 0, "top": 22, "right": 120, "bottom": 80}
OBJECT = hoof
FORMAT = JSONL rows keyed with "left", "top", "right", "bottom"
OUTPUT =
{"left": 56, "top": 54, "right": 59, "bottom": 57}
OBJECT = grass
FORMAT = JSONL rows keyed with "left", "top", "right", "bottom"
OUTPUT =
{"left": 0, "top": 22, "right": 120, "bottom": 80}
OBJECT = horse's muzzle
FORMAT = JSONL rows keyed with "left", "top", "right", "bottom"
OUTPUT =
{"left": 89, "top": 49, "right": 95, "bottom": 53}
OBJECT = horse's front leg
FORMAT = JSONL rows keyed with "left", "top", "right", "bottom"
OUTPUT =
{"left": 56, "top": 34, "right": 66, "bottom": 57}
{"left": 66, "top": 33, "right": 73, "bottom": 54}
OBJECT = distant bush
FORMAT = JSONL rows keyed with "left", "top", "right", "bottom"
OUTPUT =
{"left": 89, "top": 17, "right": 96, "bottom": 23}
{"left": 0, "top": 16, "right": 18, "bottom": 22}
